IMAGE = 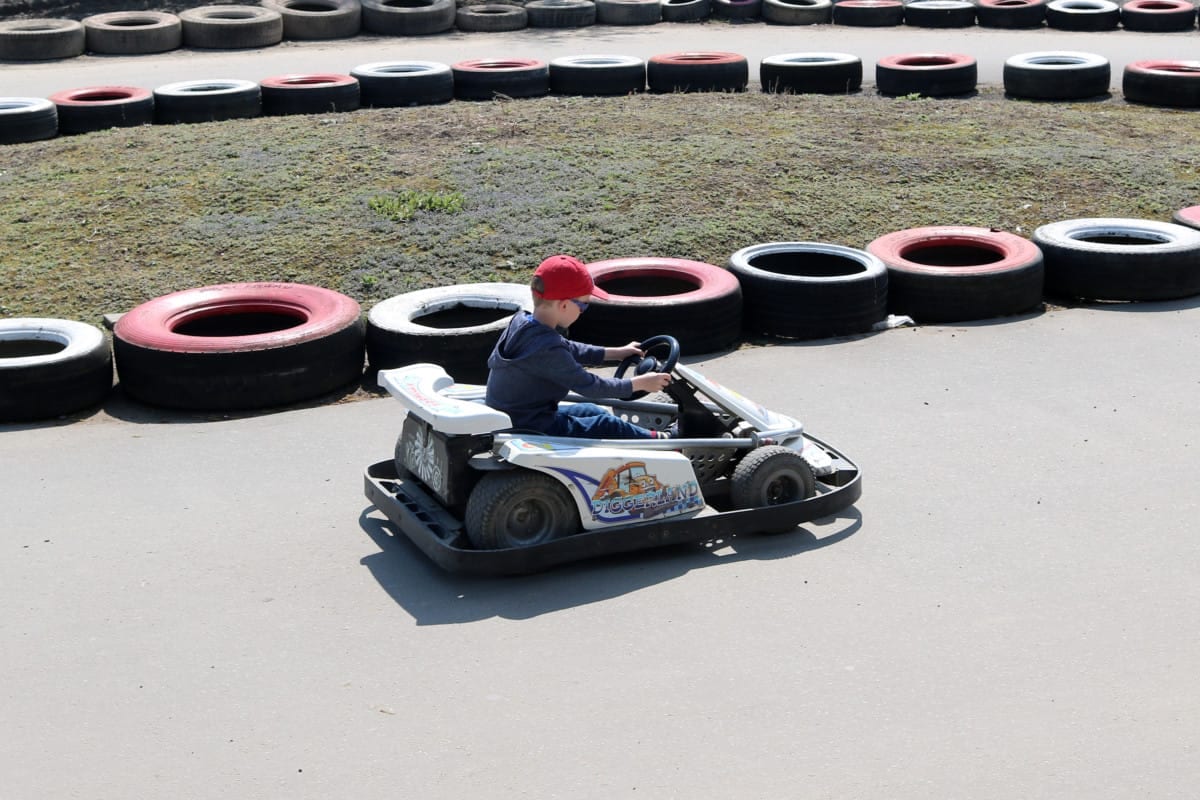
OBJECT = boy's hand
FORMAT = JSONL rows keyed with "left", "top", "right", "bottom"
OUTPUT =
{"left": 632, "top": 372, "right": 672, "bottom": 393}
{"left": 607, "top": 341, "right": 644, "bottom": 362}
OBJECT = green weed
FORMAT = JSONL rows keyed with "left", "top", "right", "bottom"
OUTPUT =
{"left": 368, "top": 189, "right": 466, "bottom": 223}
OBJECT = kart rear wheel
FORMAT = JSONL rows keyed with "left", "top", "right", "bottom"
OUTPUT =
{"left": 731, "top": 445, "right": 815, "bottom": 532}
{"left": 465, "top": 471, "right": 579, "bottom": 550}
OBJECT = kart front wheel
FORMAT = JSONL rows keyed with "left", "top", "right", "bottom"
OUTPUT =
{"left": 465, "top": 471, "right": 579, "bottom": 550}
{"left": 731, "top": 446, "right": 816, "bottom": 532}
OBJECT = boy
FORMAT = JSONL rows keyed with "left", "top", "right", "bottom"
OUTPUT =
{"left": 485, "top": 254, "right": 674, "bottom": 440}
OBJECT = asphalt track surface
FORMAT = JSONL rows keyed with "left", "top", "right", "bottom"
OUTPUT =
{"left": 5, "top": 299, "right": 1200, "bottom": 797}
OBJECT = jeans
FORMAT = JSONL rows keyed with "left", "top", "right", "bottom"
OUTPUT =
{"left": 546, "top": 402, "right": 655, "bottom": 440}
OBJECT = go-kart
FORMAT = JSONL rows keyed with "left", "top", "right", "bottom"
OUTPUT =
{"left": 363, "top": 335, "right": 861, "bottom": 575}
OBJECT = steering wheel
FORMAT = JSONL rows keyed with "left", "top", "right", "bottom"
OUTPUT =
{"left": 614, "top": 334, "right": 680, "bottom": 398}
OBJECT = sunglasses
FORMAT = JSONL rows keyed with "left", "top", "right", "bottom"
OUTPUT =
{"left": 569, "top": 299, "right": 589, "bottom": 312}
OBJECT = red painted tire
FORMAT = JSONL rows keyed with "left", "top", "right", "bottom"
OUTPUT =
{"left": 832, "top": 0, "right": 904, "bottom": 26}
{"left": 48, "top": 85, "right": 154, "bottom": 134}
{"left": 876, "top": 53, "right": 977, "bottom": 97}
{"left": 113, "top": 282, "right": 364, "bottom": 411}
{"left": 568, "top": 257, "right": 743, "bottom": 354}
{"left": 452, "top": 58, "right": 550, "bottom": 100}
{"left": 976, "top": 0, "right": 1046, "bottom": 27}
{"left": 867, "top": 226, "right": 1044, "bottom": 322}
{"left": 259, "top": 73, "right": 360, "bottom": 115}
{"left": 1174, "top": 205, "right": 1200, "bottom": 231}
{"left": 1121, "top": 0, "right": 1196, "bottom": 30}
{"left": 1123, "top": 60, "right": 1200, "bottom": 108}
{"left": 647, "top": 51, "right": 749, "bottom": 92}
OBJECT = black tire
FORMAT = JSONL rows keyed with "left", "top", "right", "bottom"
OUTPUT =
{"left": 0, "top": 98, "right": 58, "bottom": 144}
{"left": 976, "top": 0, "right": 1046, "bottom": 27}
{"left": 661, "top": 0, "right": 712, "bottom": 21}
{"left": 596, "top": 0, "right": 663, "bottom": 23}
{"left": 549, "top": 54, "right": 645, "bottom": 95}
{"left": 361, "top": 0, "right": 458, "bottom": 34}
{"left": 452, "top": 59, "right": 550, "bottom": 100}
{"left": 832, "top": 0, "right": 904, "bottom": 25}
{"left": 260, "top": 74, "right": 360, "bottom": 115}
{"left": 0, "top": 318, "right": 112, "bottom": 423}
{"left": 525, "top": 0, "right": 598, "bottom": 27}
{"left": 49, "top": 86, "right": 155, "bottom": 135}
{"left": 366, "top": 283, "right": 532, "bottom": 383}
{"left": 351, "top": 61, "right": 454, "bottom": 107}
{"left": 1122, "top": 61, "right": 1200, "bottom": 109}
{"left": 730, "top": 446, "right": 815, "bottom": 532}
{"left": 867, "top": 226, "right": 1044, "bottom": 322}
{"left": 1003, "top": 51, "right": 1110, "bottom": 101}
{"left": 1032, "top": 217, "right": 1200, "bottom": 302}
{"left": 456, "top": 4, "right": 529, "bottom": 30}
{"left": 876, "top": 52, "right": 977, "bottom": 97}
{"left": 713, "top": 0, "right": 763, "bottom": 17}
{"left": 760, "top": 52, "right": 862, "bottom": 94}
{"left": 82, "top": 12, "right": 182, "bottom": 55}
{"left": 903, "top": 0, "right": 976, "bottom": 26}
{"left": 0, "top": 18, "right": 84, "bottom": 61}
{"left": 153, "top": 79, "right": 262, "bottom": 124}
{"left": 728, "top": 242, "right": 888, "bottom": 339}
{"left": 465, "top": 470, "right": 580, "bottom": 550}
{"left": 762, "top": 0, "right": 833, "bottom": 23}
{"left": 113, "top": 282, "right": 365, "bottom": 411}
{"left": 262, "top": 0, "right": 362, "bottom": 39}
{"left": 179, "top": 6, "right": 284, "bottom": 49}
{"left": 1174, "top": 206, "right": 1200, "bottom": 231}
{"left": 647, "top": 52, "right": 749, "bottom": 93}
{"left": 1045, "top": 0, "right": 1119, "bottom": 29}
{"left": 1120, "top": 0, "right": 1196, "bottom": 32}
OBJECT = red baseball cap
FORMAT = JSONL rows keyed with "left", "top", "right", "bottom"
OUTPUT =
{"left": 533, "top": 254, "right": 594, "bottom": 300}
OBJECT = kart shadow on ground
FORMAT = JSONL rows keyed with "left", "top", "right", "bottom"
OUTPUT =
{"left": 357, "top": 505, "right": 861, "bottom": 626}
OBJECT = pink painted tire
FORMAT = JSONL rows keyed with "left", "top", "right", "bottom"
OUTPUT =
{"left": 451, "top": 58, "right": 550, "bottom": 100}
{"left": 1174, "top": 206, "right": 1200, "bottom": 231}
{"left": 259, "top": 73, "right": 360, "bottom": 114}
{"left": 976, "top": 0, "right": 1046, "bottom": 27}
{"left": 832, "top": 0, "right": 903, "bottom": 26}
{"left": 1123, "top": 60, "right": 1200, "bottom": 108}
{"left": 113, "top": 282, "right": 365, "bottom": 410}
{"left": 647, "top": 51, "right": 749, "bottom": 92}
{"left": 1120, "top": 0, "right": 1196, "bottom": 31}
{"left": 866, "top": 226, "right": 1044, "bottom": 322}
{"left": 568, "top": 257, "right": 743, "bottom": 354}
{"left": 48, "top": 86, "right": 154, "bottom": 134}
{"left": 876, "top": 52, "right": 977, "bottom": 97}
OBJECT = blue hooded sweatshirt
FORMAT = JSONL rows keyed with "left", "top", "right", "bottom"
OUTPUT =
{"left": 485, "top": 312, "right": 633, "bottom": 432}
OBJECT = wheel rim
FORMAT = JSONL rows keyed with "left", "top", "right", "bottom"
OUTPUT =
{"left": 501, "top": 498, "right": 557, "bottom": 545}
{"left": 763, "top": 471, "right": 804, "bottom": 504}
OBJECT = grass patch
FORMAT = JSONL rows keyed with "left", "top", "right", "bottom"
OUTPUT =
{"left": 368, "top": 189, "right": 467, "bottom": 223}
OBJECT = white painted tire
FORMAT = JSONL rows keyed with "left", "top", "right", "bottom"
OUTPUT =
{"left": 0, "top": 318, "right": 112, "bottom": 422}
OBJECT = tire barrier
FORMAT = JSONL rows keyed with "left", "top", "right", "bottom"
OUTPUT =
{"left": 82, "top": 12, "right": 182, "bottom": 55}
{"left": 113, "top": 283, "right": 365, "bottom": 411}
{"left": 760, "top": 52, "right": 863, "bottom": 94}
{"left": 451, "top": 59, "right": 551, "bottom": 101}
{"left": 595, "top": 0, "right": 663, "bottom": 24}
{"left": 351, "top": 61, "right": 454, "bottom": 107}
{"left": 876, "top": 53, "right": 977, "bottom": 97}
{"left": 727, "top": 242, "right": 887, "bottom": 339}
{"left": 0, "top": 98, "right": 58, "bottom": 144}
{"left": 903, "top": 0, "right": 976, "bottom": 27}
{"left": 648, "top": 52, "right": 750, "bottom": 93}
{"left": 262, "top": 0, "right": 363, "bottom": 40}
{"left": 1122, "top": 60, "right": 1200, "bottom": 108}
{"left": 1120, "top": 0, "right": 1196, "bottom": 31}
{"left": 525, "top": 0, "right": 598, "bottom": 26}
{"left": 1045, "top": 0, "right": 1119, "bottom": 30}
{"left": 366, "top": 283, "right": 532, "bottom": 383}
{"left": 179, "top": 5, "right": 285, "bottom": 49}
{"left": 1032, "top": 218, "right": 1200, "bottom": 302}
{"left": 0, "top": 18, "right": 84, "bottom": 60}
{"left": 0, "top": 318, "right": 113, "bottom": 423}
{"left": 713, "top": 0, "right": 764, "bottom": 18}
{"left": 867, "top": 226, "right": 1044, "bottom": 322}
{"left": 1003, "top": 51, "right": 1110, "bottom": 100}
{"left": 549, "top": 55, "right": 646, "bottom": 96}
{"left": 976, "top": 0, "right": 1047, "bottom": 27}
{"left": 455, "top": 4, "right": 529, "bottom": 31}
{"left": 661, "top": 0, "right": 712, "bottom": 20}
{"left": 49, "top": 86, "right": 155, "bottom": 135}
{"left": 260, "top": 74, "right": 361, "bottom": 115}
{"left": 761, "top": 0, "right": 833, "bottom": 24}
{"left": 569, "top": 257, "right": 743, "bottom": 355}
{"left": 153, "top": 79, "right": 262, "bottom": 124}
{"left": 1174, "top": 206, "right": 1200, "bottom": 231}
{"left": 362, "top": 0, "right": 458, "bottom": 33}
{"left": 832, "top": 0, "right": 904, "bottom": 26}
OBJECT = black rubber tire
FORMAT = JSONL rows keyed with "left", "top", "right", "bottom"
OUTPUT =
{"left": 867, "top": 226, "right": 1044, "bottom": 322}
{"left": 596, "top": 0, "right": 663, "bottom": 23}
{"left": 832, "top": 0, "right": 904, "bottom": 25}
{"left": 1122, "top": 61, "right": 1200, "bottom": 108}
{"left": 647, "top": 52, "right": 749, "bottom": 93}
{"left": 713, "top": 0, "right": 763, "bottom": 17}
{"left": 0, "top": 18, "right": 84, "bottom": 60}
{"left": 760, "top": 52, "right": 862, "bottom": 94}
{"left": 262, "top": 0, "right": 362, "bottom": 39}
{"left": 730, "top": 446, "right": 816, "bottom": 532}
{"left": 113, "top": 282, "right": 365, "bottom": 411}
{"left": 153, "top": 79, "right": 262, "bottom": 124}
{"left": 260, "top": 74, "right": 360, "bottom": 115}
{"left": 0, "top": 98, "right": 58, "bottom": 144}
{"left": 180, "top": 6, "right": 284, "bottom": 49}
{"left": 661, "top": 0, "right": 712, "bottom": 20}
{"left": 49, "top": 86, "right": 155, "bottom": 135}
{"left": 0, "top": 318, "right": 113, "bottom": 423}
{"left": 728, "top": 242, "right": 888, "bottom": 339}
{"left": 525, "top": 0, "right": 598, "bottom": 27}
{"left": 1032, "top": 217, "right": 1200, "bottom": 302}
{"left": 465, "top": 470, "right": 580, "bottom": 550}
{"left": 361, "top": 0, "right": 458, "bottom": 34}
{"left": 452, "top": 59, "right": 550, "bottom": 100}
{"left": 351, "top": 61, "right": 454, "bottom": 107}
{"left": 903, "top": 0, "right": 976, "bottom": 26}
{"left": 1120, "top": 0, "right": 1196, "bottom": 32}
{"left": 455, "top": 4, "right": 529, "bottom": 30}
{"left": 1045, "top": 0, "right": 1119, "bottom": 29}
{"left": 1003, "top": 51, "right": 1110, "bottom": 100}
{"left": 762, "top": 0, "right": 833, "bottom": 22}
{"left": 549, "top": 54, "right": 645, "bottom": 95}
{"left": 976, "top": 0, "right": 1046, "bottom": 27}
{"left": 876, "top": 53, "right": 977, "bottom": 97}
{"left": 366, "top": 283, "right": 532, "bottom": 383}
{"left": 568, "top": 257, "right": 744, "bottom": 355}
{"left": 1173, "top": 206, "right": 1200, "bottom": 231}
{"left": 82, "top": 12, "right": 182, "bottom": 55}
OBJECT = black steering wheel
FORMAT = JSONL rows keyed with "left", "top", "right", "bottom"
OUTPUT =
{"left": 614, "top": 334, "right": 680, "bottom": 398}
